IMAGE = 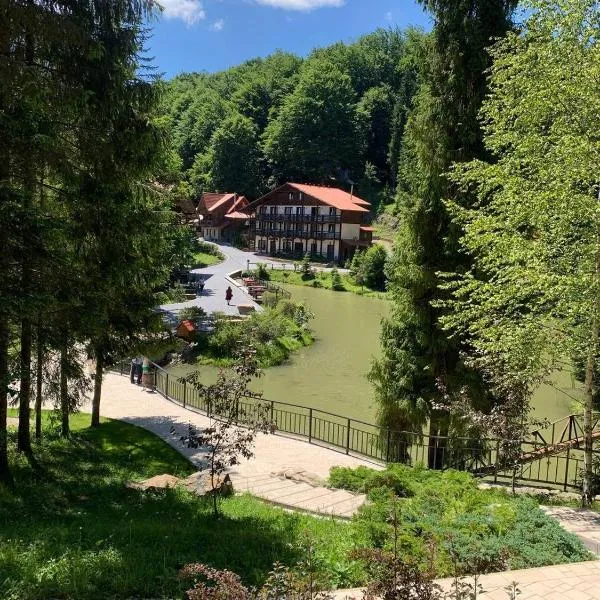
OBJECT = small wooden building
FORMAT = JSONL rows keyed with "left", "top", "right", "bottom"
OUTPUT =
{"left": 176, "top": 319, "right": 197, "bottom": 342}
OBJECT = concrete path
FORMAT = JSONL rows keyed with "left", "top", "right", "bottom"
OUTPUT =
{"left": 159, "top": 244, "right": 262, "bottom": 319}
{"left": 83, "top": 373, "right": 372, "bottom": 517}
{"left": 334, "top": 561, "right": 600, "bottom": 599}
{"left": 543, "top": 506, "right": 600, "bottom": 554}
{"left": 159, "top": 243, "right": 350, "bottom": 320}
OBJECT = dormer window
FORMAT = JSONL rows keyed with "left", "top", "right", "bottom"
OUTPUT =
{"left": 288, "top": 192, "right": 294, "bottom": 201}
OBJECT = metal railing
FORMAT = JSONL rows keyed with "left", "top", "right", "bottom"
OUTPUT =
{"left": 112, "top": 361, "right": 597, "bottom": 491}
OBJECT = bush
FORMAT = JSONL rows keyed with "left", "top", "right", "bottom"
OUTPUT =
{"left": 330, "top": 267, "right": 344, "bottom": 291}
{"left": 300, "top": 253, "right": 314, "bottom": 280}
{"left": 255, "top": 263, "right": 270, "bottom": 280}
{"left": 195, "top": 239, "right": 225, "bottom": 259}
{"left": 329, "top": 464, "right": 591, "bottom": 577}
{"left": 361, "top": 245, "right": 387, "bottom": 290}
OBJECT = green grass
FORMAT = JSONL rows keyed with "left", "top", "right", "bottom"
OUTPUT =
{"left": 0, "top": 412, "right": 360, "bottom": 599}
{"left": 267, "top": 269, "right": 389, "bottom": 299}
{"left": 192, "top": 251, "right": 222, "bottom": 268}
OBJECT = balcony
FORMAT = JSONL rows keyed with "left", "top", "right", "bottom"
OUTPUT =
{"left": 256, "top": 213, "right": 341, "bottom": 224}
{"left": 255, "top": 228, "right": 337, "bottom": 240}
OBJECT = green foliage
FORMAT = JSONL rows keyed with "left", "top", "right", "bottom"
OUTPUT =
{"left": 163, "top": 29, "right": 426, "bottom": 200}
{"left": 0, "top": 413, "right": 363, "bottom": 598}
{"left": 372, "top": 0, "right": 517, "bottom": 440}
{"left": 300, "top": 253, "right": 314, "bottom": 280}
{"left": 330, "top": 268, "right": 344, "bottom": 291}
{"left": 263, "top": 59, "right": 363, "bottom": 184}
{"left": 329, "top": 465, "right": 591, "bottom": 577}
{"left": 202, "top": 299, "right": 314, "bottom": 367}
{"left": 193, "top": 113, "right": 262, "bottom": 197}
{"left": 441, "top": 0, "right": 600, "bottom": 503}
{"left": 351, "top": 246, "right": 388, "bottom": 291}
{"left": 254, "top": 263, "right": 270, "bottom": 281}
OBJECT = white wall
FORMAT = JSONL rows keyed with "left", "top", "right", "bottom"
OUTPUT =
{"left": 341, "top": 223, "right": 360, "bottom": 241}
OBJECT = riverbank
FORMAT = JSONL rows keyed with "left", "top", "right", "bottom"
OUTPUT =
{"left": 185, "top": 299, "right": 314, "bottom": 368}
{"left": 266, "top": 268, "right": 389, "bottom": 299}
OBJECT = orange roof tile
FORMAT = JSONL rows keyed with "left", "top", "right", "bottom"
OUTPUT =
{"left": 289, "top": 183, "right": 370, "bottom": 212}
{"left": 360, "top": 226, "right": 375, "bottom": 232}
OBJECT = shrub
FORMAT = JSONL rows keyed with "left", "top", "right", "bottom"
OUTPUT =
{"left": 255, "top": 263, "right": 270, "bottom": 280}
{"left": 300, "top": 253, "right": 314, "bottom": 280}
{"left": 361, "top": 244, "right": 388, "bottom": 290}
{"left": 330, "top": 267, "right": 344, "bottom": 291}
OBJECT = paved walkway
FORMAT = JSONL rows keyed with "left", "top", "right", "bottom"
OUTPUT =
{"left": 334, "top": 561, "right": 600, "bottom": 599}
{"left": 159, "top": 243, "right": 350, "bottom": 319}
{"left": 83, "top": 373, "right": 373, "bottom": 517}
{"left": 543, "top": 506, "right": 600, "bottom": 554}
{"left": 159, "top": 244, "right": 263, "bottom": 319}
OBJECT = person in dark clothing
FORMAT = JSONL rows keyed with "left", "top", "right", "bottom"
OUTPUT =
{"left": 130, "top": 358, "right": 136, "bottom": 384}
{"left": 198, "top": 280, "right": 205, "bottom": 295}
{"left": 225, "top": 286, "right": 233, "bottom": 305}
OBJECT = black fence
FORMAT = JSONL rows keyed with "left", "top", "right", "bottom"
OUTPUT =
{"left": 113, "top": 361, "right": 597, "bottom": 491}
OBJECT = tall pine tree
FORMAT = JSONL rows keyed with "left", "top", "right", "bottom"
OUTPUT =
{"left": 370, "top": 1, "right": 517, "bottom": 463}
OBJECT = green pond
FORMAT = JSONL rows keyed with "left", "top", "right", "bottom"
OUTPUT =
{"left": 168, "top": 285, "right": 579, "bottom": 426}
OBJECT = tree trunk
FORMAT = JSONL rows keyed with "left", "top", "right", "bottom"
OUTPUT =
{"left": 0, "top": 317, "right": 12, "bottom": 486}
{"left": 60, "top": 342, "right": 69, "bottom": 438}
{"left": 427, "top": 411, "right": 448, "bottom": 470}
{"left": 91, "top": 346, "right": 103, "bottom": 427}
{"left": 35, "top": 326, "right": 43, "bottom": 439}
{"left": 582, "top": 187, "right": 600, "bottom": 507}
{"left": 17, "top": 0, "right": 35, "bottom": 456}
{"left": 0, "top": 6, "right": 13, "bottom": 486}
{"left": 582, "top": 327, "right": 598, "bottom": 507}
{"left": 18, "top": 318, "right": 33, "bottom": 454}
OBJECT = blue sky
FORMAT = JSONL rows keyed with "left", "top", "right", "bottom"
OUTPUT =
{"left": 148, "top": 0, "right": 432, "bottom": 79}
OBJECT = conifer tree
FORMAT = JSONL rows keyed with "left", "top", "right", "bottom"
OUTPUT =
{"left": 370, "top": 0, "right": 517, "bottom": 461}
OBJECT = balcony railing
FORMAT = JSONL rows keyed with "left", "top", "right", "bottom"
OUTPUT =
{"left": 256, "top": 213, "right": 341, "bottom": 224}
{"left": 255, "top": 229, "right": 337, "bottom": 240}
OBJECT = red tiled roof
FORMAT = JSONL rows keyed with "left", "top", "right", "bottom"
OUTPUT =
{"left": 360, "top": 226, "right": 375, "bottom": 232}
{"left": 230, "top": 195, "right": 249, "bottom": 213}
{"left": 225, "top": 211, "right": 249, "bottom": 220}
{"left": 289, "top": 183, "right": 370, "bottom": 212}
{"left": 199, "top": 192, "right": 235, "bottom": 212}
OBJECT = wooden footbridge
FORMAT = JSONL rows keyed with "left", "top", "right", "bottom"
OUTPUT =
{"left": 473, "top": 413, "right": 600, "bottom": 480}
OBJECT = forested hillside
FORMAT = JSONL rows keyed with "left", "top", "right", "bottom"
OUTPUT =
{"left": 162, "top": 28, "right": 424, "bottom": 206}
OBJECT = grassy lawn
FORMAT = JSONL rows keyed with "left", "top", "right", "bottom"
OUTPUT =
{"left": 267, "top": 269, "right": 389, "bottom": 299}
{"left": 0, "top": 413, "right": 361, "bottom": 599}
{"left": 2, "top": 414, "right": 591, "bottom": 599}
{"left": 192, "top": 250, "right": 223, "bottom": 268}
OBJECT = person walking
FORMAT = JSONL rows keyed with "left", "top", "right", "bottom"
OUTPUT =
{"left": 199, "top": 280, "right": 205, "bottom": 295}
{"left": 225, "top": 286, "right": 233, "bottom": 305}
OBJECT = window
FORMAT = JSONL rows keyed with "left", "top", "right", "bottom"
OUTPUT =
{"left": 284, "top": 206, "right": 293, "bottom": 215}
{"left": 296, "top": 206, "right": 304, "bottom": 215}
{"left": 259, "top": 206, "right": 267, "bottom": 214}
{"left": 328, "top": 224, "right": 335, "bottom": 233}
{"left": 327, "top": 244, "right": 334, "bottom": 260}
{"left": 329, "top": 207, "right": 336, "bottom": 216}
{"left": 284, "top": 241, "right": 292, "bottom": 252}
{"left": 299, "top": 192, "right": 304, "bottom": 201}
{"left": 268, "top": 222, "right": 274, "bottom": 230}
{"left": 258, "top": 239, "right": 266, "bottom": 251}
{"left": 288, "top": 192, "right": 294, "bottom": 201}
{"left": 270, "top": 206, "right": 277, "bottom": 215}
{"left": 310, "top": 242, "right": 317, "bottom": 254}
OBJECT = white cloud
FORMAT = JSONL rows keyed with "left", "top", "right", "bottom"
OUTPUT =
{"left": 254, "top": 0, "right": 344, "bottom": 11}
{"left": 384, "top": 11, "right": 393, "bottom": 22}
{"left": 210, "top": 18, "right": 225, "bottom": 31}
{"left": 159, "top": 0, "right": 206, "bottom": 25}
